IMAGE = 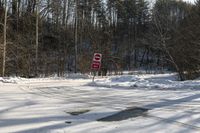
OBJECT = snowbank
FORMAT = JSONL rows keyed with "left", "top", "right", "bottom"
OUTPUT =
{"left": 0, "top": 77, "right": 21, "bottom": 84}
{"left": 0, "top": 73, "right": 90, "bottom": 84}
{"left": 1, "top": 73, "right": 200, "bottom": 90}
{"left": 90, "top": 73, "right": 200, "bottom": 90}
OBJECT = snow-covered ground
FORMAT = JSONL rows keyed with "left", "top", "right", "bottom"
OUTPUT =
{"left": 1, "top": 73, "right": 200, "bottom": 133}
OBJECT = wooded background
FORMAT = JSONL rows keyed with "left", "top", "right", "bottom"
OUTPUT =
{"left": 0, "top": 0, "right": 200, "bottom": 80}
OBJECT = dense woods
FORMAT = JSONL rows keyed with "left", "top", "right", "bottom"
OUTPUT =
{"left": 0, "top": 0, "right": 200, "bottom": 80}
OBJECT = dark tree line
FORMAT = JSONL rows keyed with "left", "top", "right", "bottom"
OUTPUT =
{"left": 0, "top": 0, "right": 200, "bottom": 80}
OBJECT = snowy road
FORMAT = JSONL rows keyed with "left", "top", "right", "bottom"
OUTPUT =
{"left": 1, "top": 79, "right": 200, "bottom": 133}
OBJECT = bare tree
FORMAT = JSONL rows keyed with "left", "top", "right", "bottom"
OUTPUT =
{"left": 35, "top": 0, "right": 39, "bottom": 76}
{"left": 2, "top": 0, "right": 8, "bottom": 77}
{"left": 151, "top": 0, "right": 190, "bottom": 80}
{"left": 74, "top": 0, "right": 78, "bottom": 73}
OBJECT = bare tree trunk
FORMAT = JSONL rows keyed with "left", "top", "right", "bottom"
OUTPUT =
{"left": 35, "top": 0, "right": 39, "bottom": 76}
{"left": 2, "top": 0, "right": 8, "bottom": 77}
{"left": 74, "top": 0, "right": 78, "bottom": 73}
{"left": 16, "top": 0, "right": 21, "bottom": 76}
{"left": 140, "top": 49, "right": 147, "bottom": 67}
{"left": 63, "top": 0, "right": 69, "bottom": 75}
{"left": 62, "top": 0, "right": 67, "bottom": 26}
{"left": 162, "top": 42, "right": 184, "bottom": 80}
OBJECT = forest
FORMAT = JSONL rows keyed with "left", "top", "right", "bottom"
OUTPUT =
{"left": 0, "top": 0, "right": 200, "bottom": 80}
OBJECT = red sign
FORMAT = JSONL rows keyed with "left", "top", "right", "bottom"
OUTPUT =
{"left": 91, "top": 53, "right": 102, "bottom": 70}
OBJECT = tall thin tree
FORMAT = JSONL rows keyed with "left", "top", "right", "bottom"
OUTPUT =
{"left": 2, "top": 0, "right": 8, "bottom": 77}
{"left": 35, "top": 0, "right": 39, "bottom": 76}
{"left": 74, "top": 0, "right": 78, "bottom": 73}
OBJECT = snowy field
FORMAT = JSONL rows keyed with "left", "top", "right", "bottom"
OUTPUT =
{"left": 1, "top": 73, "right": 200, "bottom": 133}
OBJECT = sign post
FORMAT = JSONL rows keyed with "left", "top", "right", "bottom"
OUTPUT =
{"left": 91, "top": 53, "right": 102, "bottom": 82}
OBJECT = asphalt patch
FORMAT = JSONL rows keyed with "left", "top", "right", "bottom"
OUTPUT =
{"left": 97, "top": 107, "right": 149, "bottom": 122}
{"left": 67, "top": 109, "right": 90, "bottom": 116}
{"left": 65, "top": 121, "right": 72, "bottom": 124}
